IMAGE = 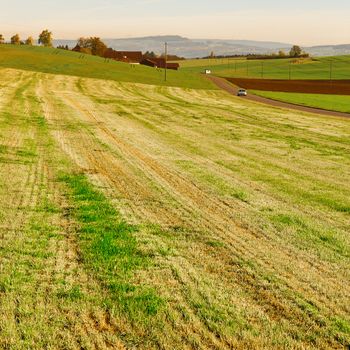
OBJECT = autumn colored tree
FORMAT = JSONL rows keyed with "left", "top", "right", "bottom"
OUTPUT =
{"left": 77, "top": 37, "right": 89, "bottom": 48}
{"left": 88, "top": 37, "right": 107, "bottom": 56}
{"left": 0, "top": 34, "right": 4, "bottom": 44}
{"left": 25, "top": 36, "right": 34, "bottom": 45}
{"left": 76, "top": 37, "right": 107, "bottom": 56}
{"left": 80, "top": 47, "right": 92, "bottom": 55}
{"left": 11, "top": 34, "right": 20, "bottom": 45}
{"left": 38, "top": 29, "right": 53, "bottom": 47}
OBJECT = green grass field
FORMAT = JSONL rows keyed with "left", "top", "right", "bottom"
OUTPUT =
{"left": 0, "top": 46, "right": 349, "bottom": 349}
{"left": 177, "top": 56, "right": 350, "bottom": 80}
{"left": 252, "top": 90, "right": 350, "bottom": 113}
{"left": 0, "top": 44, "right": 215, "bottom": 89}
{"left": 176, "top": 56, "right": 350, "bottom": 113}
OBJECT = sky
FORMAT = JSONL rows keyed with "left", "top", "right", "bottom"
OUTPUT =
{"left": 0, "top": 0, "right": 349, "bottom": 45}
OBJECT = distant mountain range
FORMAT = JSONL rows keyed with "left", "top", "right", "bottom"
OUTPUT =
{"left": 53, "top": 36, "right": 350, "bottom": 58}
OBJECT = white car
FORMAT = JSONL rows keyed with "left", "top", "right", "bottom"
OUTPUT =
{"left": 237, "top": 89, "right": 248, "bottom": 96}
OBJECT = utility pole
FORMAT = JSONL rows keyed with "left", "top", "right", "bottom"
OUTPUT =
{"left": 329, "top": 60, "right": 333, "bottom": 81}
{"left": 261, "top": 61, "right": 264, "bottom": 79}
{"left": 289, "top": 61, "right": 292, "bottom": 80}
{"left": 247, "top": 60, "right": 249, "bottom": 77}
{"left": 164, "top": 42, "right": 168, "bottom": 82}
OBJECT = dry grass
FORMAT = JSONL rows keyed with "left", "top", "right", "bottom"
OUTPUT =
{"left": 0, "top": 67, "right": 349, "bottom": 349}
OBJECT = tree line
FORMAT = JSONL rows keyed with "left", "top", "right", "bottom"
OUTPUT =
{"left": 0, "top": 30, "right": 183, "bottom": 61}
{"left": 0, "top": 30, "right": 53, "bottom": 47}
{"left": 205, "top": 45, "right": 309, "bottom": 60}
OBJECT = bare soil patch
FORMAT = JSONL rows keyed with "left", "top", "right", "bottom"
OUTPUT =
{"left": 226, "top": 77, "right": 350, "bottom": 95}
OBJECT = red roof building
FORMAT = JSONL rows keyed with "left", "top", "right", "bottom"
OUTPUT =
{"left": 140, "top": 58, "right": 179, "bottom": 70}
{"left": 103, "top": 49, "right": 143, "bottom": 63}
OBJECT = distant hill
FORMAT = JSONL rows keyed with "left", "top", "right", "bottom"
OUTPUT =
{"left": 53, "top": 36, "right": 350, "bottom": 58}
{"left": 306, "top": 44, "right": 350, "bottom": 56}
{"left": 53, "top": 36, "right": 292, "bottom": 58}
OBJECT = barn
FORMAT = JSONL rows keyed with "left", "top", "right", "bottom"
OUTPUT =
{"left": 103, "top": 49, "right": 143, "bottom": 63}
{"left": 140, "top": 58, "right": 179, "bottom": 70}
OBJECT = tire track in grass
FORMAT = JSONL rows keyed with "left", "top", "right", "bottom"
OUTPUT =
{"left": 37, "top": 74, "right": 172, "bottom": 349}
{"left": 0, "top": 71, "right": 129, "bottom": 349}
{"left": 38, "top": 73, "right": 349, "bottom": 348}
{"left": 54, "top": 87, "right": 348, "bottom": 344}
{"left": 42, "top": 77, "right": 185, "bottom": 227}
{"left": 77, "top": 82, "right": 346, "bottom": 348}
{"left": 62, "top": 92, "right": 345, "bottom": 284}
{"left": 39, "top": 83, "right": 230, "bottom": 348}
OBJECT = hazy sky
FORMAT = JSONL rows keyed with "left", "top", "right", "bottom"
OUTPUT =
{"left": 1, "top": 0, "right": 349, "bottom": 45}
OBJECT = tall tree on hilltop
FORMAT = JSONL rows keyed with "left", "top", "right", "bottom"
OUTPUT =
{"left": 76, "top": 37, "right": 107, "bottom": 57}
{"left": 77, "top": 37, "right": 89, "bottom": 48}
{"left": 0, "top": 34, "right": 5, "bottom": 44}
{"left": 25, "top": 36, "right": 34, "bottom": 45}
{"left": 11, "top": 34, "right": 21, "bottom": 45}
{"left": 289, "top": 45, "right": 302, "bottom": 58}
{"left": 38, "top": 30, "right": 53, "bottom": 47}
{"left": 88, "top": 37, "right": 107, "bottom": 56}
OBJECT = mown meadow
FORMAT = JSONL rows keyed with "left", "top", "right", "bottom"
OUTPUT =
{"left": 0, "top": 46, "right": 349, "bottom": 349}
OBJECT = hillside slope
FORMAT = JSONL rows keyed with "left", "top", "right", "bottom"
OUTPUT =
{"left": 0, "top": 44, "right": 215, "bottom": 89}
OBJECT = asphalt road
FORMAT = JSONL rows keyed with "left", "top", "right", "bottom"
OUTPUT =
{"left": 207, "top": 75, "right": 350, "bottom": 119}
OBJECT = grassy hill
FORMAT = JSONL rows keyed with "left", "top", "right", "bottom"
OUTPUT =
{"left": 177, "top": 56, "right": 350, "bottom": 80}
{"left": 0, "top": 47, "right": 349, "bottom": 349}
{"left": 0, "top": 44, "right": 215, "bottom": 89}
{"left": 252, "top": 90, "right": 350, "bottom": 113}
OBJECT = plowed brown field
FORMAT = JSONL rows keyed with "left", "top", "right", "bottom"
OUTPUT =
{"left": 226, "top": 77, "right": 350, "bottom": 95}
{"left": 0, "top": 68, "right": 349, "bottom": 349}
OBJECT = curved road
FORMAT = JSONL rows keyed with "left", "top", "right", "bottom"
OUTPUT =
{"left": 207, "top": 75, "right": 350, "bottom": 119}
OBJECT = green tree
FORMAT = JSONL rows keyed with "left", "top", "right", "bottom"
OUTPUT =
{"left": 25, "top": 36, "right": 34, "bottom": 45}
{"left": 38, "top": 29, "right": 53, "bottom": 47}
{"left": 11, "top": 34, "right": 21, "bottom": 45}
{"left": 289, "top": 45, "right": 302, "bottom": 58}
{"left": 0, "top": 34, "right": 5, "bottom": 44}
{"left": 278, "top": 50, "right": 286, "bottom": 57}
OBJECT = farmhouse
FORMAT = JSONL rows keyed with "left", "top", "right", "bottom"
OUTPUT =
{"left": 72, "top": 44, "right": 82, "bottom": 52}
{"left": 140, "top": 58, "right": 180, "bottom": 70}
{"left": 103, "top": 49, "right": 143, "bottom": 63}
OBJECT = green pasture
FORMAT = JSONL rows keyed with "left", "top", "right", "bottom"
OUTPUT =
{"left": 252, "top": 90, "right": 350, "bottom": 113}
{"left": 0, "top": 44, "right": 215, "bottom": 89}
{"left": 177, "top": 56, "right": 350, "bottom": 80}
